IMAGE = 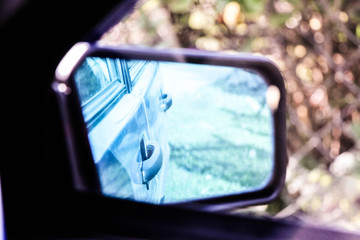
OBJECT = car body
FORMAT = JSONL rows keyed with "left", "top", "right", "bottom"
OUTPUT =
{"left": 74, "top": 57, "right": 170, "bottom": 203}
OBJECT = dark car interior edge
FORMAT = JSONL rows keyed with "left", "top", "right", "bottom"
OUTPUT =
{"left": 1, "top": 0, "right": 360, "bottom": 239}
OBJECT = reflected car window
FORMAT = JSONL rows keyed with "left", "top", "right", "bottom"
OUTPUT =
{"left": 75, "top": 57, "right": 124, "bottom": 104}
{"left": 74, "top": 57, "right": 127, "bottom": 128}
{"left": 127, "top": 59, "right": 150, "bottom": 86}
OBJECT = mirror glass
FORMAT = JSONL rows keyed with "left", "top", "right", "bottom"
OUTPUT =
{"left": 73, "top": 57, "right": 274, "bottom": 204}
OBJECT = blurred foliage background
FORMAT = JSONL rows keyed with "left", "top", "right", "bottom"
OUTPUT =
{"left": 100, "top": 0, "right": 360, "bottom": 232}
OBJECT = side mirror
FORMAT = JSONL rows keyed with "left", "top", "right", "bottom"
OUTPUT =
{"left": 53, "top": 43, "right": 287, "bottom": 211}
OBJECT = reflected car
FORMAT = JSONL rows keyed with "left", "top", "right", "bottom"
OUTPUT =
{"left": 71, "top": 51, "right": 277, "bottom": 205}
{"left": 74, "top": 57, "right": 171, "bottom": 204}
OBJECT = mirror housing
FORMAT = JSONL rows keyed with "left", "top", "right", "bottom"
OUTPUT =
{"left": 53, "top": 43, "right": 287, "bottom": 211}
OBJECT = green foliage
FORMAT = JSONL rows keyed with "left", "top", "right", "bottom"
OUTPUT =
{"left": 351, "top": 123, "right": 360, "bottom": 139}
{"left": 236, "top": 0, "right": 265, "bottom": 15}
{"left": 165, "top": 0, "right": 193, "bottom": 13}
{"left": 300, "top": 154, "right": 321, "bottom": 170}
{"left": 356, "top": 24, "right": 360, "bottom": 39}
{"left": 269, "top": 13, "right": 291, "bottom": 27}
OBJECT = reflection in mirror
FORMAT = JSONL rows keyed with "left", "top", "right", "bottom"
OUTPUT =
{"left": 73, "top": 57, "right": 274, "bottom": 204}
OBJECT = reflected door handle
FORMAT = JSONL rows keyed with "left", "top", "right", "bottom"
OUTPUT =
{"left": 140, "top": 140, "right": 163, "bottom": 184}
{"left": 161, "top": 93, "right": 172, "bottom": 112}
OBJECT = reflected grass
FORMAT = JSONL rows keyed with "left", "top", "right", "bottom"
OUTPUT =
{"left": 162, "top": 63, "right": 273, "bottom": 202}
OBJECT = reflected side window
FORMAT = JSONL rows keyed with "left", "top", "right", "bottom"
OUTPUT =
{"left": 127, "top": 59, "right": 149, "bottom": 86}
{"left": 74, "top": 57, "right": 127, "bottom": 128}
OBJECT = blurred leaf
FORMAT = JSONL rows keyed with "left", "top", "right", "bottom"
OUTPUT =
{"left": 266, "top": 195, "right": 287, "bottom": 214}
{"left": 300, "top": 155, "right": 321, "bottom": 170}
{"left": 287, "top": 0, "right": 303, "bottom": 9}
{"left": 165, "top": 0, "right": 193, "bottom": 13}
{"left": 242, "top": 0, "right": 265, "bottom": 14}
{"left": 335, "top": 32, "right": 347, "bottom": 42}
{"left": 215, "top": 0, "right": 230, "bottom": 12}
{"left": 239, "top": 38, "right": 254, "bottom": 52}
{"left": 351, "top": 123, "right": 360, "bottom": 139}
{"left": 270, "top": 13, "right": 292, "bottom": 27}
{"left": 356, "top": 24, "right": 360, "bottom": 39}
{"left": 348, "top": 6, "right": 360, "bottom": 23}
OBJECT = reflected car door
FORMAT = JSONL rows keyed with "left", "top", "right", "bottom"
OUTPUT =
{"left": 73, "top": 57, "right": 168, "bottom": 204}
{"left": 126, "top": 59, "right": 170, "bottom": 203}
